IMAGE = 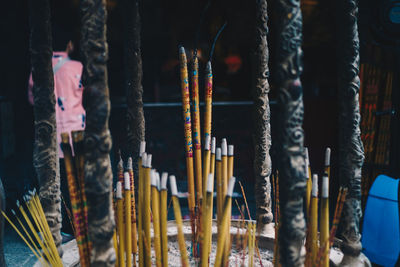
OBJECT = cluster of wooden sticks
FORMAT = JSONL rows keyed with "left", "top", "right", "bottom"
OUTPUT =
{"left": 112, "top": 139, "right": 257, "bottom": 267}
{"left": 272, "top": 147, "right": 348, "bottom": 267}
{"left": 1, "top": 190, "right": 63, "bottom": 266}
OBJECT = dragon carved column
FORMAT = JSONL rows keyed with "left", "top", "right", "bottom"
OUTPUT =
{"left": 275, "top": 0, "right": 307, "bottom": 265}
{"left": 253, "top": 0, "right": 273, "bottom": 228}
{"left": 80, "top": 0, "right": 115, "bottom": 265}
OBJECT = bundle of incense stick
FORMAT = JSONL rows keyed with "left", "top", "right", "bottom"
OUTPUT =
{"left": 60, "top": 132, "right": 90, "bottom": 266}
{"left": 1, "top": 190, "right": 63, "bottom": 266}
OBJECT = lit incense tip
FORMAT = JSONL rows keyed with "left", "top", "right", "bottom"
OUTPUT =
{"left": 216, "top": 148, "right": 222, "bottom": 161}
{"left": 325, "top": 147, "right": 331, "bottom": 167}
{"left": 312, "top": 174, "right": 318, "bottom": 197}
{"left": 227, "top": 177, "right": 236, "bottom": 197}
{"left": 116, "top": 182, "right": 123, "bottom": 199}
{"left": 169, "top": 175, "right": 178, "bottom": 196}
{"left": 206, "top": 173, "right": 214, "bottom": 193}
{"left": 161, "top": 172, "right": 168, "bottom": 190}
{"left": 204, "top": 135, "right": 211, "bottom": 151}
{"left": 221, "top": 139, "right": 227, "bottom": 156}
{"left": 140, "top": 141, "right": 146, "bottom": 156}
{"left": 322, "top": 174, "right": 329, "bottom": 198}
{"left": 124, "top": 172, "right": 130, "bottom": 190}
{"left": 211, "top": 137, "right": 216, "bottom": 154}
{"left": 228, "top": 145, "right": 234, "bottom": 156}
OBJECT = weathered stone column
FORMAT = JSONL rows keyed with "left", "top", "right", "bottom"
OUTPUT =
{"left": 80, "top": 0, "right": 115, "bottom": 265}
{"left": 253, "top": 0, "right": 273, "bottom": 228}
{"left": 28, "top": 0, "right": 62, "bottom": 253}
{"left": 274, "top": 0, "right": 307, "bottom": 265}
{"left": 123, "top": 0, "right": 145, "bottom": 174}
{"left": 336, "top": 0, "right": 365, "bottom": 259}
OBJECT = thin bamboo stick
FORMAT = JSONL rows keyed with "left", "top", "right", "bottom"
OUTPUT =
{"left": 305, "top": 148, "right": 312, "bottom": 216}
{"left": 192, "top": 54, "right": 203, "bottom": 204}
{"left": 320, "top": 174, "right": 329, "bottom": 267}
{"left": 310, "top": 174, "right": 319, "bottom": 265}
{"left": 204, "top": 61, "right": 213, "bottom": 142}
{"left": 216, "top": 148, "right": 222, "bottom": 227}
{"left": 60, "top": 133, "right": 89, "bottom": 266}
{"left": 127, "top": 158, "right": 138, "bottom": 258}
{"left": 225, "top": 144, "right": 234, "bottom": 260}
{"left": 116, "top": 182, "right": 126, "bottom": 267}
{"left": 201, "top": 173, "right": 214, "bottom": 267}
{"left": 210, "top": 137, "right": 216, "bottom": 175}
{"left": 160, "top": 172, "right": 169, "bottom": 267}
{"left": 143, "top": 155, "right": 152, "bottom": 266}
{"left": 124, "top": 172, "right": 132, "bottom": 267}
{"left": 214, "top": 177, "right": 236, "bottom": 267}
{"left": 138, "top": 142, "right": 145, "bottom": 267}
{"left": 221, "top": 139, "right": 229, "bottom": 263}
{"left": 202, "top": 136, "right": 211, "bottom": 200}
{"left": 178, "top": 46, "right": 196, "bottom": 230}
{"left": 152, "top": 171, "right": 162, "bottom": 267}
{"left": 170, "top": 175, "right": 189, "bottom": 267}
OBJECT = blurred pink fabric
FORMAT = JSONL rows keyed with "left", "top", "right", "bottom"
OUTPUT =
{"left": 28, "top": 52, "right": 85, "bottom": 157}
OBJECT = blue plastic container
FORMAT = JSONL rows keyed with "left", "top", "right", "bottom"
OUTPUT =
{"left": 362, "top": 175, "right": 400, "bottom": 267}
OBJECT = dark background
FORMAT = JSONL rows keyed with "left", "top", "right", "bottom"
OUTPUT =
{"left": 0, "top": 0, "right": 399, "bottom": 219}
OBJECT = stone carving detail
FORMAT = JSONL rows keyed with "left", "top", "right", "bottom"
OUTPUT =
{"left": 253, "top": 0, "right": 273, "bottom": 226}
{"left": 28, "top": 0, "right": 62, "bottom": 254}
{"left": 80, "top": 0, "right": 115, "bottom": 265}
{"left": 275, "top": 0, "right": 307, "bottom": 265}
{"left": 336, "top": 0, "right": 365, "bottom": 256}
{"left": 123, "top": 0, "right": 145, "bottom": 175}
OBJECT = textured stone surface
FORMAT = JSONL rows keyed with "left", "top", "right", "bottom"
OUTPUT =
{"left": 28, "top": 0, "right": 62, "bottom": 254}
{"left": 274, "top": 0, "right": 307, "bottom": 266}
{"left": 253, "top": 0, "right": 273, "bottom": 226}
{"left": 122, "top": 0, "right": 145, "bottom": 176}
{"left": 80, "top": 0, "right": 115, "bottom": 265}
{"left": 336, "top": 0, "right": 365, "bottom": 257}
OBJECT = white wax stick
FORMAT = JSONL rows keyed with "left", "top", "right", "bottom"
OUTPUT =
{"left": 228, "top": 145, "right": 234, "bottom": 156}
{"left": 169, "top": 175, "right": 178, "bottom": 196}
{"left": 312, "top": 174, "right": 318, "bottom": 197}
{"left": 322, "top": 174, "right": 329, "bottom": 198}
{"left": 216, "top": 148, "right": 221, "bottom": 161}
{"left": 140, "top": 141, "right": 146, "bottom": 156}
{"left": 211, "top": 137, "right": 216, "bottom": 154}
{"left": 206, "top": 173, "right": 214, "bottom": 193}
{"left": 325, "top": 147, "right": 331, "bottom": 167}
{"left": 221, "top": 139, "right": 227, "bottom": 156}
{"left": 161, "top": 172, "right": 168, "bottom": 190}
{"left": 227, "top": 177, "right": 236, "bottom": 197}
{"left": 116, "top": 182, "right": 123, "bottom": 199}
{"left": 124, "top": 172, "right": 131, "bottom": 190}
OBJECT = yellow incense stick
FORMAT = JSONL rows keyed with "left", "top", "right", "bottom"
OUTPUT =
{"left": 178, "top": 46, "right": 196, "bottom": 219}
{"left": 248, "top": 221, "right": 256, "bottom": 267}
{"left": 310, "top": 174, "right": 319, "bottom": 265}
{"left": 228, "top": 145, "right": 234, "bottom": 178}
{"left": 320, "top": 174, "right": 329, "bottom": 267}
{"left": 192, "top": 55, "right": 203, "bottom": 204}
{"left": 127, "top": 158, "right": 138, "bottom": 257}
{"left": 324, "top": 148, "right": 331, "bottom": 178}
{"left": 202, "top": 136, "right": 211, "bottom": 200}
{"left": 160, "top": 173, "right": 169, "bottom": 267}
{"left": 216, "top": 148, "right": 222, "bottom": 226}
{"left": 305, "top": 148, "right": 312, "bottom": 216}
{"left": 204, "top": 61, "right": 213, "bottom": 143}
{"left": 221, "top": 139, "right": 230, "bottom": 262}
{"left": 124, "top": 172, "right": 133, "bottom": 267}
{"left": 116, "top": 182, "right": 126, "bottom": 267}
{"left": 210, "top": 137, "right": 216, "bottom": 175}
{"left": 143, "top": 155, "right": 152, "bottom": 266}
{"left": 201, "top": 174, "right": 214, "bottom": 267}
{"left": 138, "top": 142, "right": 145, "bottom": 267}
{"left": 152, "top": 172, "right": 162, "bottom": 267}
{"left": 113, "top": 231, "right": 119, "bottom": 267}
{"left": 214, "top": 177, "right": 236, "bottom": 267}
{"left": 170, "top": 175, "right": 189, "bottom": 267}
{"left": 1, "top": 210, "right": 46, "bottom": 264}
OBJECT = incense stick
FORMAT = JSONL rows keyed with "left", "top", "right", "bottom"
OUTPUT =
{"left": 138, "top": 142, "right": 145, "bottom": 267}
{"left": 152, "top": 171, "right": 162, "bottom": 267}
{"left": 201, "top": 173, "right": 214, "bottom": 267}
{"left": 143, "top": 155, "right": 152, "bottom": 266}
{"left": 116, "top": 182, "right": 126, "bottom": 267}
{"left": 319, "top": 174, "right": 329, "bottom": 267}
{"left": 170, "top": 175, "right": 189, "bottom": 267}
{"left": 124, "top": 172, "right": 133, "bottom": 267}
{"left": 160, "top": 173, "right": 169, "bottom": 267}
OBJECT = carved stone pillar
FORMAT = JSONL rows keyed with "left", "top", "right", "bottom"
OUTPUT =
{"left": 123, "top": 0, "right": 145, "bottom": 175}
{"left": 274, "top": 0, "right": 307, "bottom": 265}
{"left": 80, "top": 0, "right": 115, "bottom": 265}
{"left": 28, "top": 0, "right": 62, "bottom": 254}
{"left": 336, "top": 0, "right": 365, "bottom": 258}
{"left": 253, "top": 0, "right": 273, "bottom": 227}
